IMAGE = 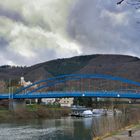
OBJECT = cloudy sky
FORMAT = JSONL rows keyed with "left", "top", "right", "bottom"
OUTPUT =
{"left": 0, "top": 0, "right": 140, "bottom": 66}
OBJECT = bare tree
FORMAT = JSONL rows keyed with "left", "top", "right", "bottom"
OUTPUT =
{"left": 117, "top": 0, "right": 140, "bottom": 8}
{"left": 117, "top": 0, "right": 125, "bottom": 5}
{"left": 117, "top": 0, "right": 140, "bottom": 23}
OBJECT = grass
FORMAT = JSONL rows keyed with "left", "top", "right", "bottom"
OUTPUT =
{"left": 0, "top": 104, "right": 71, "bottom": 120}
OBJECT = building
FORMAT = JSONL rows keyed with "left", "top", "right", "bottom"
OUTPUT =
{"left": 0, "top": 80, "right": 6, "bottom": 93}
{"left": 59, "top": 98, "right": 74, "bottom": 107}
{"left": 41, "top": 98, "right": 56, "bottom": 104}
{"left": 20, "top": 77, "right": 32, "bottom": 87}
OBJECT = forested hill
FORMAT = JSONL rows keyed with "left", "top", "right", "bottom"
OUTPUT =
{"left": 0, "top": 54, "right": 140, "bottom": 82}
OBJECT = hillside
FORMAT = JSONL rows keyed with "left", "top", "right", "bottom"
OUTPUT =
{"left": 0, "top": 54, "right": 140, "bottom": 82}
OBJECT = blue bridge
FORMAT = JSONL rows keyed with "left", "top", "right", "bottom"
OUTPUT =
{"left": 1, "top": 74, "right": 140, "bottom": 99}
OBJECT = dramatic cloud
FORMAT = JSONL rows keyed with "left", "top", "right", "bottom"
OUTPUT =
{"left": 0, "top": 5, "right": 25, "bottom": 23}
{"left": 0, "top": 0, "right": 81, "bottom": 65}
{"left": 68, "top": 0, "right": 140, "bottom": 56}
{"left": 0, "top": 0, "right": 140, "bottom": 66}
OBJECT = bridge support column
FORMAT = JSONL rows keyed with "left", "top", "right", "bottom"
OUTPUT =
{"left": 9, "top": 99, "right": 26, "bottom": 111}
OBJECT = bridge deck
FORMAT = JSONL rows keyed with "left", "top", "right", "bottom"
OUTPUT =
{"left": 1, "top": 91, "right": 140, "bottom": 99}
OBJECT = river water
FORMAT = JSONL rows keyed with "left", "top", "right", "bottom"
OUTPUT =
{"left": 0, "top": 114, "right": 138, "bottom": 140}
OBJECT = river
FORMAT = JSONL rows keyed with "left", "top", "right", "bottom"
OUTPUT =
{"left": 0, "top": 113, "right": 138, "bottom": 140}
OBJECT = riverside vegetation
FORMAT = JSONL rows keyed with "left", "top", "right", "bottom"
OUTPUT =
{"left": 93, "top": 106, "right": 140, "bottom": 139}
{"left": 0, "top": 104, "right": 71, "bottom": 121}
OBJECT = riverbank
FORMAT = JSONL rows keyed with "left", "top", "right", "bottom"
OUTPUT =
{"left": 0, "top": 105, "right": 71, "bottom": 121}
{"left": 103, "top": 123, "right": 140, "bottom": 140}
{"left": 94, "top": 123, "right": 140, "bottom": 140}
{"left": 93, "top": 107, "right": 140, "bottom": 140}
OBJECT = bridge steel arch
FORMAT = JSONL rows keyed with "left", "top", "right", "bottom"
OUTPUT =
{"left": 15, "top": 74, "right": 140, "bottom": 95}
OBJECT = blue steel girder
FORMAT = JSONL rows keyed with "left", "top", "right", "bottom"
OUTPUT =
{"left": 15, "top": 74, "right": 140, "bottom": 95}
{"left": 26, "top": 77, "right": 81, "bottom": 94}
{"left": 4, "top": 91, "right": 140, "bottom": 99}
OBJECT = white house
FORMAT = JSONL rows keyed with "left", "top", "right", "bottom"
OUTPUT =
{"left": 59, "top": 98, "right": 74, "bottom": 107}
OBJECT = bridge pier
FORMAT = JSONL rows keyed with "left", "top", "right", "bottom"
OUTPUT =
{"left": 9, "top": 99, "right": 26, "bottom": 111}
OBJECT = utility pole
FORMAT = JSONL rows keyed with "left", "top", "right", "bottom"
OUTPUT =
{"left": 8, "top": 79, "right": 11, "bottom": 99}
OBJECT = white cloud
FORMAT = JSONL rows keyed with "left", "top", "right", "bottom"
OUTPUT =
{"left": 0, "top": 0, "right": 81, "bottom": 65}
{"left": 68, "top": 0, "right": 140, "bottom": 56}
{"left": 0, "top": 0, "right": 140, "bottom": 66}
{"left": 100, "top": 10, "right": 129, "bottom": 26}
{"left": 6, "top": 22, "right": 81, "bottom": 65}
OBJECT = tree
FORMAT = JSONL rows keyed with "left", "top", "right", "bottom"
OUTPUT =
{"left": 117, "top": 0, "right": 140, "bottom": 23}
{"left": 117, "top": 0, "right": 125, "bottom": 5}
{"left": 117, "top": 0, "right": 140, "bottom": 8}
{"left": 73, "top": 97, "right": 93, "bottom": 107}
